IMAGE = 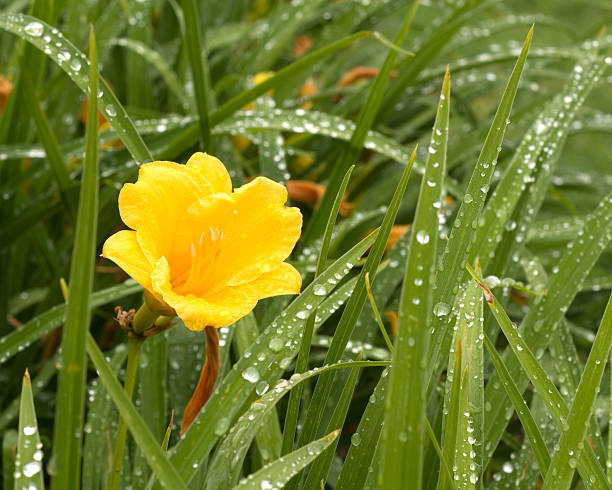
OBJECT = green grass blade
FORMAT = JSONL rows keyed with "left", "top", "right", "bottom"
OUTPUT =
{"left": 15, "top": 370, "right": 44, "bottom": 489}
{"left": 336, "top": 368, "right": 388, "bottom": 490}
{"left": 438, "top": 339, "right": 463, "bottom": 490}
{"left": 2, "top": 429, "right": 18, "bottom": 490}
{"left": 296, "top": 147, "right": 416, "bottom": 453}
{"left": 21, "top": 69, "right": 76, "bottom": 219}
{"left": 233, "top": 314, "right": 282, "bottom": 467}
{"left": 205, "top": 360, "right": 388, "bottom": 489}
{"left": 82, "top": 346, "right": 127, "bottom": 489}
{"left": 105, "top": 38, "right": 190, "bottom": 111}
{"left": 159, "top": 232, "right": 378, "bottom": 489}
{"left": 233, "top": 431, "right": 340, "bottom": 490}
{"left": 0, "top": 13, "right": 153, "bottom": 163}
{"left": 303, "top": 361, "right": 361, "bottom": 488}
{"left": 180, "top": 0, "right": 212, "bottom": 150}
{"left": 282, "top": 166, "right": 354, "bottom": 456}
{"left": 483, "top": 334, "right": 550, "bottom": 477}
{"left": 542, "top": 293, "right": 612, "bottom": 489}
{"left": 138, "top": 334, "right": 169, "bottom": 439}
{"left": 50, "top": 28, "right": 99, "bottom": 490}
{"left": 379, "top": 67, "right": 450, "bottom": 489}
{"left": 468, "top": 268, "right": 610, "bottom": 489}
{"left": 302, "top": 1, "right": 419, "bottom": 245}
{"left": 85, "top": 334, "right": 188, "bottom": 490}
{"left": 483, "top": 190, "right": 612, "bottom": 466}
{"left": 452, "top": 278, "right": 484, "bottom": 489}
{"left": 0, "top": 355, "right": 56, "bottom": 433}
{"left": 0, "top": 281, "right": 142, "bottom": 366}
{"left": 427, "top": 26, "right": 533, "bottom": 386}
{"left": 125, "top": 0, "right": 152, "bottom": 109}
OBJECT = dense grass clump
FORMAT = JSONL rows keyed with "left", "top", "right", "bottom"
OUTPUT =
{"left": 0, "top": 0, "right": 611, "bottom": 489}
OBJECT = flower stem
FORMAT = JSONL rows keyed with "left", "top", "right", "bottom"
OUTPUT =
{"left": 108, "top": 334, "right": 144, "bottom": 490}
{"left": 132, "top": 302, "right": 159, "bottom": 335}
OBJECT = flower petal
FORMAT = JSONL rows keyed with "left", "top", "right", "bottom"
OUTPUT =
{"left": 118, "top": 161, "right": 216, "bottom": 263}
{"left": 169, "top": 177, "right": 302, "bottom": 296}
{"left": 151, "top": 257, "right": 301, "bottom": 330}
{"left": 102, "top": 230, "right": 154, "bottom": 292}
{"left": 186, "top": 152, "right": 232, "bottom": 194}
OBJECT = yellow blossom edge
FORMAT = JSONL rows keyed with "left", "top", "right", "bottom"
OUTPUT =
{"left": 102, "top": 152, "right": 303, "bottom": 330}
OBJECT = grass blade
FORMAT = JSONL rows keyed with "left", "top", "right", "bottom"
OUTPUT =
{"left": 379, "top": 67, "right": 450, "bottom": 489}
{"left": 468, "top": 267, "right": 610, "bottom": 489}
{"left": 15, "top": 370, "right": 44, "bottom": 489}
{"left": 295, "top": 147, "right": 416, "bottom": 454}
{"left": 205, "top": 360, "right": 388, "bottom": 489}
{"left": 180, "top": 0, "right": 212, "bottom": 150}
{"left": 302, "top": 1, "right": 419, "bottom": 245}
{"left": 233, "top": 431, "right": 340, "bottom": 490}
{"left": 50, "top": 28, "right": 99, "bottom": 490}
{"left": 427, "top": 26, "right": 533, "bottom": 387}
{"left": 85, "top": 334, "right": 188, "bottom": 490}
{"left": 542, "top": 293, "right": 612, "bottom": 489}
{"left": 158, "top": 232, "right": 378, "bottom": 489}
{"left": 0, "top": 281, "right": 142, "bottom": 366}
{"left": 483, "top": 334, "right": 550, "bottom": 477}
{"left": 282, "top": 166, "right": 354, "bottom": 456}
{"left": 0, "top": 13, "right": 153, "bottom": 163}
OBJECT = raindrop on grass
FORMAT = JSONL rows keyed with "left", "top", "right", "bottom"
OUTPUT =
{"left": 241, "top": 367, "right": 260, "bottom": 383}
{"left": 416, "top": 230, "right": 430, "bottom": 245}
{"left": 434, "top": 302, "right": 450, "bottom": 317}
{"left": 25, "top": 22, "right": 44, "bottom": 37}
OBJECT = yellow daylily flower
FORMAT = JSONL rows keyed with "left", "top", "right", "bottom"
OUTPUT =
{"left": 102, "top": 152, "right": 303, "bottom": 330}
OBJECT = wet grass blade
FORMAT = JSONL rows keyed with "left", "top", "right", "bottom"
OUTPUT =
{"left": 379, "top": 67, "right": 450, "bottom": 489}
{"left": 158, "top": 232, "right": 378, "bottom": 489}
{"left": 483, "top": 334, "right": 550, "bottom": 477}
{"left": 282, "top": 166, "right": 354, "bottom": 456}
{"left": 427, "top": 26, "right": 533, "bottom": 387}
{"left": 50, "top": 28, "right": 99, "bottom": 490}
{"left": 468, "top": 267, "right": 610, "bottom": 489}
{"left": 15, "top": 370, "right": 44, "bottom": 489}
{"left": 542, "top": 293, "right": 612, "bottom": 490}
{"left": 0, "top": 13, "right": 153, "bottom": 163}
{"left": 0, "top": 281, "right": 142, "bottom": 366}
{"left": 180, "top": 0, "right": 212, "bottom": 150}
{"left": 295, "top": 147, "right": 416, "bottom": 454}
{"left": 234, "top": 430, "right": 340, "bottom": 490}
{"left": 205, "top": 360, "right": 388, "bottom": 489}
{"left": 85, "top": 334, "right": 188, "bottom": 490}
{"left": 336, "top": 368, "right": 389, "bottom": 490}
{"left": 303, "top": 1, "right": 420, "bottom": 245}
{"left": 483, "top": 190, "right": 612, "bottom": 466}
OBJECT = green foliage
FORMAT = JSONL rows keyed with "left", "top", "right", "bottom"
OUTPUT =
{"left": 1, "top": 1, "right": 611, "bottom": 489}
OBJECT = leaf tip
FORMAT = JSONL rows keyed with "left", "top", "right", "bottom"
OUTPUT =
{"left": 23, "top": 368, "right": 31, "bottom": 384}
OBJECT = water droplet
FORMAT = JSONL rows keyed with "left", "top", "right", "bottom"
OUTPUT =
{"left": 416, "top": 230, "right": 430, "bottom": 245}
{"left": 105, "top": 104, "right": 117, "bottom": 117}
{"left": 268, "top": 337, "right": 283, "bottom": 352}
{"left": 433, "top": 302, "right": 450, "bottom": 317}
{"left": 313, "top": 284, "right": 327, "bottom": 296}
{"left": 241, "top": 367, "right": 260, "bottom": 383}
{"left": 296, "top": 310, "right": 308, "bottom": 319}
{"left": 214, "top": 417, "right": 229, "bottom": 435}
{"left": 464, "top": 193, "right": 473, "bottom": 204}
{"left": 70, "top": 58, "right": 81, "bottom": 71}
{"left": 351, "top": 433, "right": 362, "bottom": 446}
{"left": 24, "top": 22, "right": 44, "bottom": 37}
{"left": 255, "top": 381, "right": 269, "bottom": 396}
{"left": 23, "top": 426, "right": 37, "bottom": 436}
{"left": 22, "top": 461, "right": 41, "bottom": 477}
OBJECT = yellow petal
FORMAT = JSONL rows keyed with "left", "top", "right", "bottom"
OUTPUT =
{"left": 151, "top": 257, "right": 301, "bottom": 330}
{"left": 102, "top": 230, "right": 154, "bottom": 292}
{"left": 168, "top": 176, "right": 302, "bottom": 296}
{"left": 186, "top": 152, "right": 232, "bottom": 194}
{"left": 118, "top": 161, "right": 216, "bottom": 263}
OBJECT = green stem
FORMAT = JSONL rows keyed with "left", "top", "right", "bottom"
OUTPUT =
{"left": 108, "top": 335, "right": 144, "bottom": 490}
{"left": 132, "top": 302, "right": 159, "bottom": 335}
